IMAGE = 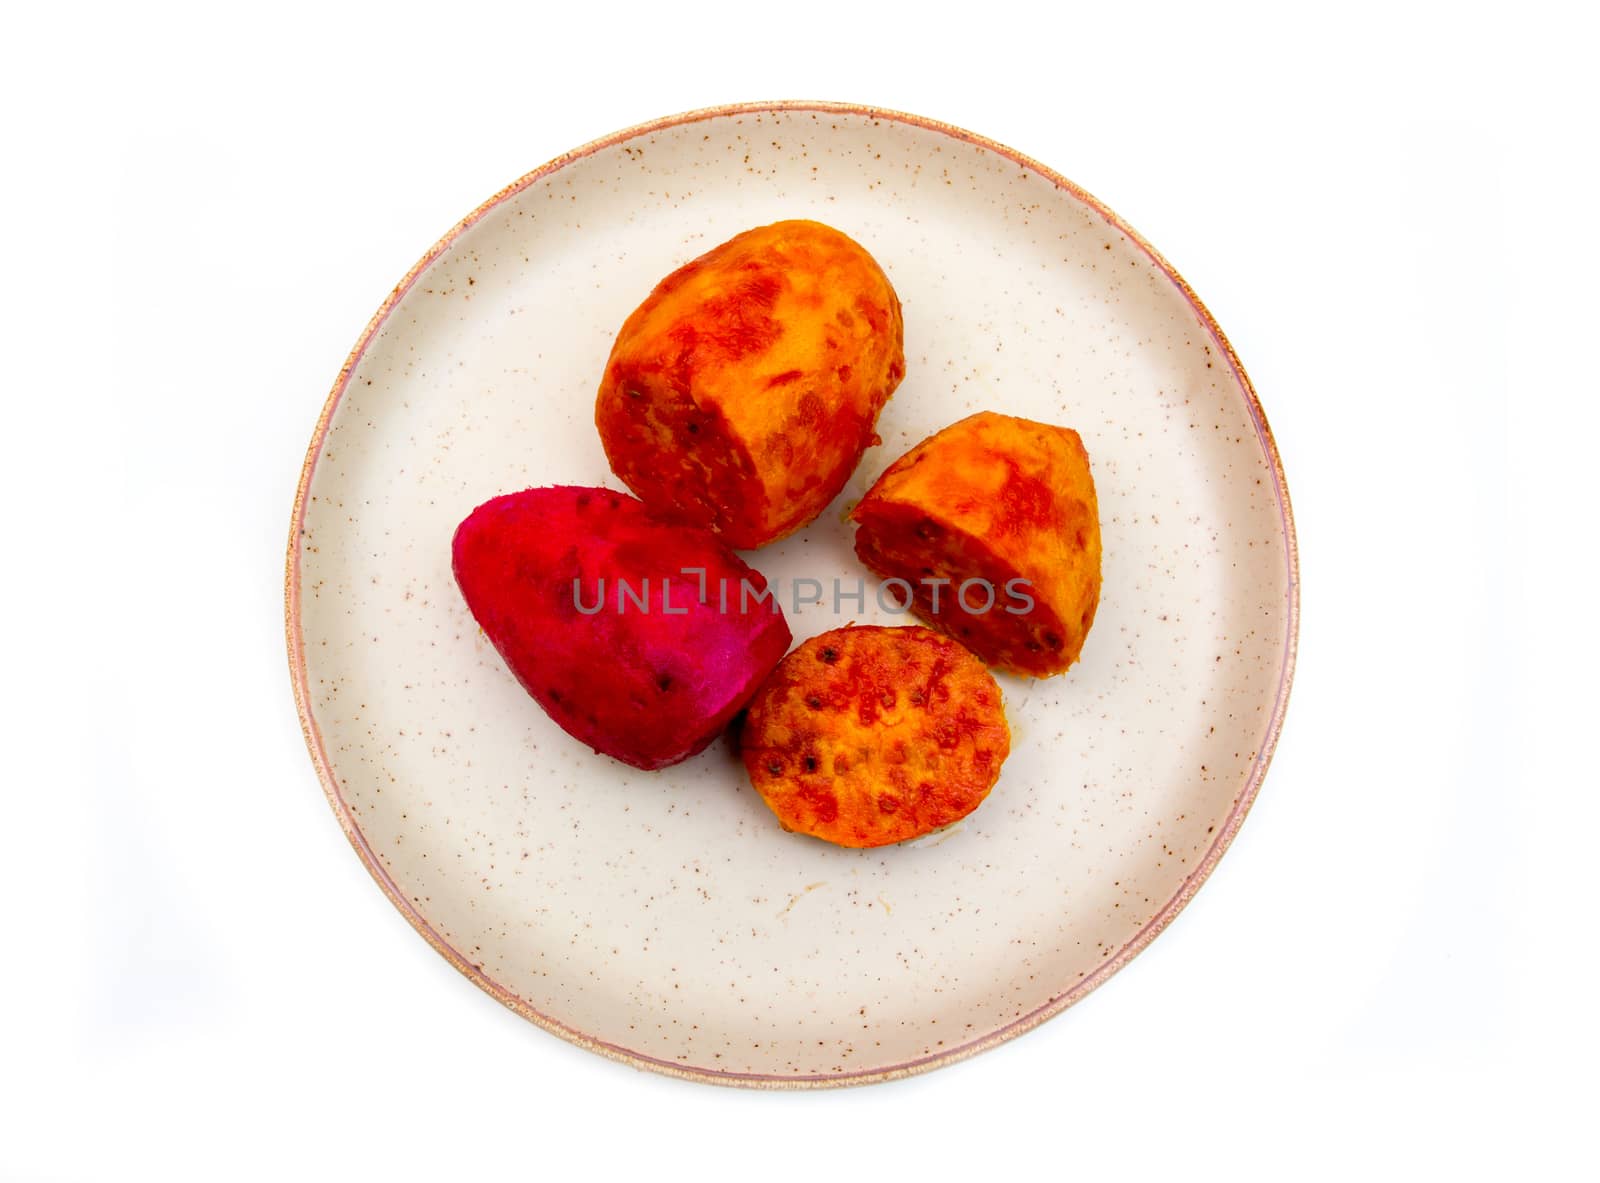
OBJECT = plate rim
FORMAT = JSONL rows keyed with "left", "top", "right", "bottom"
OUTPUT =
{"left": 284, "top": 98, "right": 1301, "bottom": 1089}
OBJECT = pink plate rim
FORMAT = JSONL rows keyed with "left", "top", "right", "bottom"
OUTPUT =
{"left": 284, "top": 99, "right": 1301, "bottom": 1089}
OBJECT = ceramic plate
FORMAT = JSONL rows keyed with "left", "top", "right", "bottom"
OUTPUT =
{"left": 287, "top": 102, "right": 1298, "bottom": 1087}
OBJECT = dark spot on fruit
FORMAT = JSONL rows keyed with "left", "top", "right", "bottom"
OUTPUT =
{"left": 820, "top": 646, "right": 839, "bottom": 664}
{"left": 803, "top": 755, "right": 819, "bottom": 772}
{"left": 1026, "top": 639, "right": 1043, "bottom": 652}
{"left": 806, "top": 694, "right": 822, "bottom": 709}
{"left": 878, "top": 794, "right": 900, "bottom": 814}
{"left": 657, "top": 674, "right": 673, "bottom": 692}
{"left": 625, "top": 388, "right": 644, "bottom": 400}
{"left": 1045, "top": 632, "right": 1064, "bottom": 649}
{"left": 575, "top": 493, "right": 591, "bottom": 508}
{"left": 914, "top": 519, "right": 942, "bottom": 540}
{"left": 548, "top": 689, "right": 563, "bottom": 704}
{"left": 686, "top": 421, "right": 700, "bottom": 435}
{"left": 766, "top": 758, "right": 782, "bottom": 775}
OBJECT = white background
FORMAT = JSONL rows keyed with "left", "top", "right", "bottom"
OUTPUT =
{"left": 3, "top": 2, "right": 1594, "bottom": 1179}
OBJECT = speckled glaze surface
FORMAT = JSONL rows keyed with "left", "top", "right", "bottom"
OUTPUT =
{"left": 287, "top": 102, "right": 1298, "bottom": 1087}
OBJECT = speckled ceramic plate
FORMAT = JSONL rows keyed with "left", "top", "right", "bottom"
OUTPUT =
{"left": 287, "top": 101, "right": 1298, "bottom": 1087}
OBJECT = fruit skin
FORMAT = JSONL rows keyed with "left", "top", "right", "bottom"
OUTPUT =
{"left": 850, "top": 411, "right": 1102, "bottom": 678}
{"left": 741, "top": 625, "right": 1010, "bottom": 848}
{"left": 452, "top": 486, "right": 792, "bottom": 771}
{"left": 596, "top": 219, "right": 905, "bottom": 549}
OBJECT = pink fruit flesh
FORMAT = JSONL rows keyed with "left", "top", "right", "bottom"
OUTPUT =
{"left": 452, "top": 486, "right": 793, "bottom": 770}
